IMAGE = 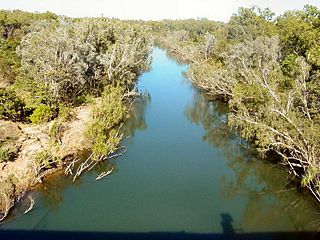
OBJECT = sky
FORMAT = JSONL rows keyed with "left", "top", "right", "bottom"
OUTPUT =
{"left": 1, "top": 0, "right": 320, "bottom": 22}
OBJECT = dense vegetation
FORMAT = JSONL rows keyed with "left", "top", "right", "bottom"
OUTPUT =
{"left": 0, "top": 9, "right": 150, "bottom": 147}
{"left": 153, "top": 5, "right": 320, "bottom": 202}
{"left": 0, "top": 10, "right": 57, "bottom": 86}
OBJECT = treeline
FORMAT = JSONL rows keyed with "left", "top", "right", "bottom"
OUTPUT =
{"left": 152, "top": 5, "right": 320, "bottom": 202}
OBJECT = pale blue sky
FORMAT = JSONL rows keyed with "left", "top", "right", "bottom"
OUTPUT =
{"left": 1, "top": 0, "right": 320, "bottom": 21}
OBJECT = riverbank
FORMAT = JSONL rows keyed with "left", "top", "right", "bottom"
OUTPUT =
{"left": 154, "top": 23, "right": 320, "bottom": 203}
{"left": 0, "top": 104, "right": 93, "bottom": 220}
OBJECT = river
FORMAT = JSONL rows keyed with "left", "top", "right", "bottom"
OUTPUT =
{"left": 0, "top": 48, "right": 319, "bottom": 238}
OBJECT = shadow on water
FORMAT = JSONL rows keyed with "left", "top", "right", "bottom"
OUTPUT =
{"left": 0, "top": 214, "right": 318, "bottom": 239}
{"left": 0, "top": 213, "right": 319, "bottom": 240}
{"left": 0, "top": 231, "right": 318, "bottom": 240}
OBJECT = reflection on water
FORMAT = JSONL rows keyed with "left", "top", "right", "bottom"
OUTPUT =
{"left": 124, "top": 92, "right": 150, "bottom": 138}
{"left": 184, "top": 91, "right": 233, "bottom": 148}
{"left": 185, "top": 90, "right": 320, "bottom": 230}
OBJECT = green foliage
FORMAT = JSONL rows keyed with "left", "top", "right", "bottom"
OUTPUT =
{"left": 0, "top": 148, "right": 9, "bottom": 162}
{"left": 35, "top": 149, "right": 61, "bottom": 171}
{"left": 58, "top": 105, "right": 75, "bottom": 122}
{"left": 0, "top": 88, "right": 25, "bottom": 121}
{"left": 75, "top": 94, "right": 96, "bottom": 105}
{"left": 0, "top": 38, "right": 20, "bottom": 85}
{"left": 48, "top": 120, "right": 62, "bottom": 143}
{"left": 277, "top": 6, "right": 320, "bottom": 67}
{"left": 18, "top": 18, "right": 150, "bottom": 104}
{"left": 0, "top": 144, "right": 18, "bottom": 162}
{"left": 228, "top": 6, "right": 277, "bottom": 42}
{"left": 281, "top": 54, "right": 298, "bottom": 77}
{"left": 233, "top": 83, "right": 271, "bottom": 112}
{"left": 85, "top": 86, "right": 126, "bottom": 160}
{"left": 29, "top": 105, "right": 55, "bottom": 124}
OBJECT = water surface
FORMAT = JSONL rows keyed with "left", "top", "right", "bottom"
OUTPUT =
{"left": 1, "top": 48, "right": 319, "bottom": 235}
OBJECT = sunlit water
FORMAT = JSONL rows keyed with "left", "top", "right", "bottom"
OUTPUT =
{"left": 1, "top": 48, "right": 319, "bottom": 235}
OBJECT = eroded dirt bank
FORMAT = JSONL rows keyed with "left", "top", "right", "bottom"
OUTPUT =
{"left": 0, "top": 105, "right": 92, "bottom": 220}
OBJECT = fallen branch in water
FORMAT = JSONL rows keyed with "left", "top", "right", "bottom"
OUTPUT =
{"left": 65, "top": 158, "right": 79, "bottom": 175}
{"left": 108, "top": 146, "right": 127, "bottom": 160}
{"left": 124, "top": 88, "right": 140, "bottom": 98}
{"left": 72, "top": 153, "right": 94, "bottom": 182}
{"left": 24, "top": 195, "right": 35, "bottom": 214}
{"left": 95, "top": 165, "right": 115, "bottom": 181}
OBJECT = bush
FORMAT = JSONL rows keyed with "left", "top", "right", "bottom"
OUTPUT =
{"left": 0, "top": 145, "right": 18, "bottom": 162}
{"left": 58, "top": 105, "right": 75, "bottom": 122}
{"left": 0, "top": 175, "right": 17, "bottom": 218}
{"left": 29, "top": 105, "right": 55, "bottom": 124}
{"left": 75, "top": 94, "right": 96, "bottom": 105}
{"left": 0, "top": 88, "right": 25, "bottom": 121}
{"left": 0, "top": 148, "right": 9, "bottom": 162}
{"left": 34, "top": 149, "right": 61, "bottom": 173}
{"left": 85, "top": 86, "right": 127, "bottom": 160}
{"left": 48, "top": 120, "right": 66, "bottom": 143}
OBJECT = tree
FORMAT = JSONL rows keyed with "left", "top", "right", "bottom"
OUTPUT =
{"left": 18, "top": 18, "right": 151, "bottom": 104}
{"left": 228, "top": 6, "right": 277, "bottom": 42}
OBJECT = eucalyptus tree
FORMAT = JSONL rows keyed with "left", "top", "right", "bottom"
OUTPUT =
{"left": 18, "top": 18, "right": 151, "bottom": 105}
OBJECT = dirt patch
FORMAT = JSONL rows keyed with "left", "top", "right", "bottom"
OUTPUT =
{"left": 0, "top": 105, "right": 93, "bottom": 220}
{"left": 58, "top": 105, "right": 92, "bottom": 158}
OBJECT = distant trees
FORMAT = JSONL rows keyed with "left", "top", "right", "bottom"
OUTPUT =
{"left": 154, "top": 19, "right": 228, "bottom": 63}
{"left": 227, "top": 6, "right": 277, "bottom": 41}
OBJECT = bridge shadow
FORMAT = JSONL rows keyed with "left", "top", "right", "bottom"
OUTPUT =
{"left": 0, "top": 213, "right": 318, "bottom": 240}
{"left": 0, "top": 229, "right": 318, "bottom": 240}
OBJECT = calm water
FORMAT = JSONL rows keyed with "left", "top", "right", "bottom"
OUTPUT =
{"left": 1, "top": 48, "right": 319, "bottom": 235}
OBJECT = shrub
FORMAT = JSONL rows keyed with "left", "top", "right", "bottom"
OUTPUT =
{"left": 75, "top": 94, "right": 96, "bottom": 105}
{"left": 0, "top": 175, "right": 17, "bottom": 219}
{"left": 48, "top": 120, "right": 66, "bottom": 143}
{"left": 34, "top": 149, "right": 61, "bottom": 174}
{"left": 0, "top": 88, "right": 25, "bottom": 121}
{"left": 0, "top": 148, "right": 9, "bottom": 162}
{"left": 29, "top": 104, "right": 55, "bottom": 124}
{"left": 58, "top": 105, "right": 75, "bottom": 122}
{"left": 85, "top": 86, "right": 127, "bottom": 160}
